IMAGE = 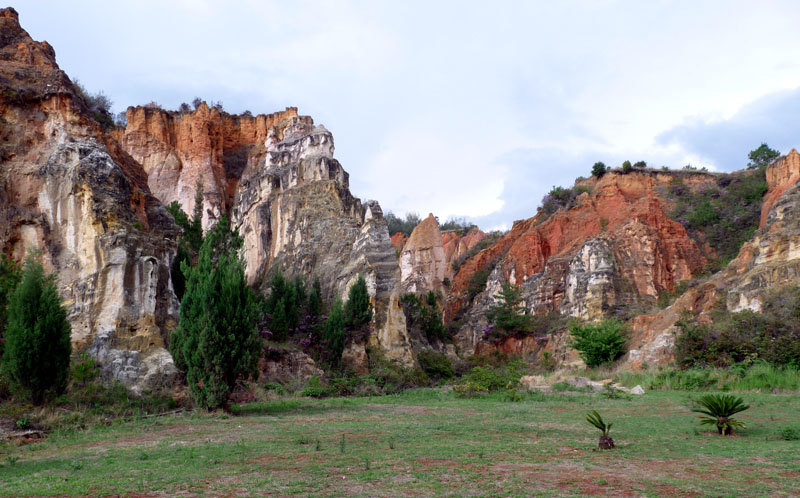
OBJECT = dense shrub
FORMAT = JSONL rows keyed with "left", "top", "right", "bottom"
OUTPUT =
{"left": 467, "top": 267, "right": 493, "bottom": 301}
{"left": 453, "top": 359, "right": 525, "bottom": 397}
{"left": 416, "top": 350, "right": 454, "bottom": 379}
{"left": 621, "top": 160, "right": 633, "bottom": 173}
{"left": 400, "top": 291, "right": 447, "bottom": 342}
{"left": 73, "top": 80, "right": 115, "bottom": 130}
{"left": 2, "top": 256, "right": 71, "bottom": 404}
{"left": 591, "top": 161, "right": 607, "bottom": 177}
{"left": 633, "top": 160, "right": 647, "bottom": 169}
{"left": 385, "top": 211, "right": 421, "bottom": 236}
{"left": 668, "top": 169, "right": 767, "bottom": 263}
{"left": 675, "top": 287, "right": 800, "bottom": 368}
{"left": 569, "top": 319, "right": 627, "bottom": 367}
{"left": 169, "top": 215, "right": 260, "bottom": 410}
{"left": 486, "top": 283, "right": 532, "bottom": 338}
{"left": 540, "top": 185, "right": 592, "bottom": 216}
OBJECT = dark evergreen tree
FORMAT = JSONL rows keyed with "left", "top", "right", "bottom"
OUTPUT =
{"left": 308, "top": 278, "right": 323, "bottom": 322}
{"left": 2, "top": 256, "right": 71, "bottom": 404}
{"left": 486, "top": 283, "right": 532, "bottom": 336}
{"left": 621, "top": 160, "right": 633, "bottom": 173}
{"left": 169, "top": 214, "right": 259, "bottom": 410}
{"left": 591, "top": 161, "right": 607, "bottom": 177}
{"left": 323, "top": 297, "right": 345, "bottom": 366}
{"left": 0, "top": 254, "right": 21, "bottom": 359}
{"left": 344, "top": 275, "right": 373, "bottom": 331}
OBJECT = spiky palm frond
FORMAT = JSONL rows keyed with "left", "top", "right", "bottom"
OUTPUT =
{"left": 692, "top": 394, "right": 749, "bottom": 435}
{"left": 586, "top": 410, "right": 612, "bottom": 435}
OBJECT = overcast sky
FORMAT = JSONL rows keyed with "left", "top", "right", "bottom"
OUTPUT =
{"left": 19, "top": 1, "right": 800, "bottom": 229}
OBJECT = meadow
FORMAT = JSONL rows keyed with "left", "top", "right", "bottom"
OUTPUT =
{"left": 1, "top": 388, "right": 799, "bottom": 496}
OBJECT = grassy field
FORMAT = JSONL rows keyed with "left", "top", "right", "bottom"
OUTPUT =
{"left": 1, "top": 389, "right": 799, "bottom": 496}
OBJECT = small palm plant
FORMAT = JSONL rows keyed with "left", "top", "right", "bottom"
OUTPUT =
{"left": 692, "top": 394, "right": 749, "bottom": 436}
{"left": 586, "top": 410, "right": 615, "bottom": 449}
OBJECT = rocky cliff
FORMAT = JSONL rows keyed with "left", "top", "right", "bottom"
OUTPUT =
{"left": 448, "top": 170, "right": 712, "bottom": 357}
{"left": 626, "top": 151, "right": 800, "bottom": 367}
{"left": 399, "top": 214, "right": 447, "bottom": 294}
{"left": 230, "top": 119, "right": 414, "bottom": 368}
{"left": 115, "top": 103, "right": 306, "bottom": 229}
{"left": 0, "top": 8, "right": 179, "bottom": 391}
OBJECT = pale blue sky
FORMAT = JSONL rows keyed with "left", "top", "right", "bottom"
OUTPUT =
{"left": 18, "top": 1, "right": 800, "bottom": 229}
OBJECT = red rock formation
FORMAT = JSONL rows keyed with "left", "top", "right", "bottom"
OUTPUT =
{"left": 442, "top": 226, "right": 487, "bottom": 277}
{"left": 448, "top": 171, "right": 708, "bottom": 320}
{"left": 399, "top": 214, "right": 447, "bottom": 293}
{"left": 116, "top": 103, "right": 309, "bottom": 228}
{"left": 390, "top": 232, "right": 408, "bottom": 253}
{"left": 760, "top": 149, "right": 800, "bottom": 228}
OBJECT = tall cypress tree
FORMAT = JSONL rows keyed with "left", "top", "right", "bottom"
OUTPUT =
{"left": 169, "top": 214, "right": 260, "bottom": 409}
{"left": 344, "top": 275, "right": 372, "bottom": 330}
{"left": 323, "top": 297, "right": 345, "bottom": 366}
{"left": 0, "top": 254, "right": 21, "bottom": 360}
{"left": 2, "top": 256, "right": 71, "bottom": 404}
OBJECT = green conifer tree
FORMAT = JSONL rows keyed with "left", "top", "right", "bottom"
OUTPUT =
{"left": 323, "top": 297, "right": 345, "bottom": 365}
{"left": 2, "top": 256, "right": 71, "bottom": 404}
{"left": 0, "top": 254, "right": 22, "bottom": 360}
{"left": 344, "top": 275, "right": 373, "bottom": 331}
{"left": 169, "top": 214, "right": 259, "bottom": 409}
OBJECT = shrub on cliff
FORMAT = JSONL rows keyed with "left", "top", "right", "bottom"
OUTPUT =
{"left": 621, "top": 160, "right": 633, "bottom": 173}
{"left": 400, "top": 291, "right": 446, "bottom": 342}
{"left": 169, "top": 214, "right": 260, "bottom": 410}
{"left": 486, "top": 283, "right": 532, "bottom": 338}
{"left": 569, "top": 319, "right": 627, "bottom": 368}
{"left": 2, "top": 256, "right": 71, "bottom": 404}
{"left": 747, "top": 143, "right": 780, "bottom": 169}
{"left": 385, "top": 211, "right": 421, "bottom": 236}
{"left": 540, "top": 185, "right": 591, "bottom": 216}
{"left": 591, "top": 161, "right": 607, "bottom": 177}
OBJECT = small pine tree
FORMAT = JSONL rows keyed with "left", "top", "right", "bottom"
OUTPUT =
{"left": 0, "top": 254, "right": 22, "bottom": 359}
{"left": 323, "top": 297, "right": 345, "bottom": 365}
{"left": 2, "top": 256, "right": 71, "bottom": 404}
{"left": 344, "top": 275, "right": 373, "bottom": 331}
{"left": 486, "top": 283, "right": 531, "bottom": 337}
{"left": 169, "top": 215, "right": 260, "bottom": 410}
{"left": 308, "top": 278, "right": 323, "bottom": 322}
{"left": 591, "top": 162, "right": 607, "bottom": 177}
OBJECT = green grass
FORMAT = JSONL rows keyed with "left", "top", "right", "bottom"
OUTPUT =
{"left": 2, "top": 389, "right": 799, "bottom": 496}
{"left": 614, "top": 364, "right": 800, "bottom": 392}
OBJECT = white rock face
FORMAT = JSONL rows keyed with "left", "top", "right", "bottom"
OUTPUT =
{"left": 231, "top": 120, "right": 415, "bottom": 368}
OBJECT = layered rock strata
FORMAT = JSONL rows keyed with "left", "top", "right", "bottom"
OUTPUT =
{"left": 231, "top": 120, "right": 414, "bottom": 367}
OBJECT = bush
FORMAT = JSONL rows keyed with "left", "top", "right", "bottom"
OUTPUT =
{"left": 747, "top": 143, "right": 780, "bottom": 169}
{"left": 486, "top": 283, "right": 532, "bottom": 338}
{"left": 591, "top": 161, "right": 607, "bottom": 177}
{"left": 169, "top": 215, "right": 260, "bottom": 410}
{"left": 569, "top": 319, "right": 627, "bottom": 367}
{"left": 416, "top": 350, "right": 453, "bottom": 379}
{"left": 540, "top": 185, "right": 591, "bottom": 216}
{"left": 668, "top": 169, "right": 767, "bottom": 262}
{"left": 73, "top": 80, "right": 115, "bottom": 130}
{"left": 385, "top": 211, "right": 421, "bottom": 236}
{"left": 400, "top": 292, "right": 447, "bottom": 342}
{"left": 453, "top": 360, "right": 525, "bottom": 397}
{"left": 621, "top": 160, "right": 633, "bottom": 173}
{"left": 633, "top": 160, "right": 647, "bottom": 169}
{"left": 1, "top": 256, "right": 71, "bottom": 404}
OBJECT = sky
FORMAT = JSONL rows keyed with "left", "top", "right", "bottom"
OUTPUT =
{"left": 17, "top": 1, "right": 800, "bottom": 229}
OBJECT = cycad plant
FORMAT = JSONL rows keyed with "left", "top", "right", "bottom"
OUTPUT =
{"left": 692, "top": 393, "right": 749, "bottom": 436}
{"left": 586, "top": 410, "right": 615, "bottom": 449}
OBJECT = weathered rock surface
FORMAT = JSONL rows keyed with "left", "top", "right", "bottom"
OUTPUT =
{"left": 231, "top": 119, "right": 414, "bottom": 368}
{"left": 116, "top": 103, "right": 306, "bottom": 229}
{"left": 450, "top": 171, "right": 708, "bottom": 357}
{"left": 259, "top": 346, "right": 324, "bottom": 383}
{"left": 400, "top": 214, "right": 447, "bottom": 294}
{"left": 625, "top": 150, "right": 800, "bottom": 368}
{"left": 0, "top": 9, "right": 179, "bottom": 391}
{"left": 442, "top": 226, "right": 487, "bottom": 278}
